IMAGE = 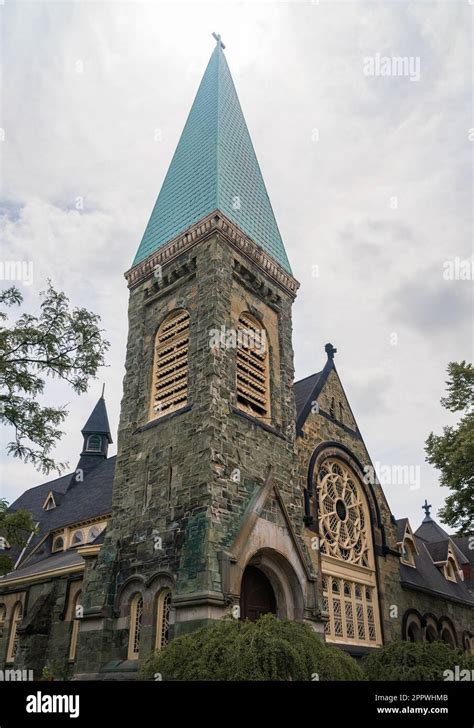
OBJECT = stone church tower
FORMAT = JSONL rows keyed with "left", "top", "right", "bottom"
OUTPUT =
{"left": 74, "top": 38, "right": 318, "bottom": 677}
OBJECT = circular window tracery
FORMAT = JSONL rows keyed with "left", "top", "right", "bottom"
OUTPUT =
{"left": 317, "top": 458, "right": 370, "bottom": 567}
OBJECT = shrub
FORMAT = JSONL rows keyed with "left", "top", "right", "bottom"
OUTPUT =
{"left": 362, "top": 640, "right": 474, "bottom": 681}
{"left": 140, "top": 613, "right": 364, "bottom": 681}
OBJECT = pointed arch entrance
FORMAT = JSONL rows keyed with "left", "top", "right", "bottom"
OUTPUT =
{"left": 240, "top": 565, "right": 277, "bottom": 621}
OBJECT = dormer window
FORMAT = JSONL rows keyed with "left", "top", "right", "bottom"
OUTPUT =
{"left": 86, "top": 434, "right": 102, "bottom": 452}
{"left": 398, "top": 521, "right": 418, "bottom": 568}
{"left": 401, "top": 539, "right": 416, "bottom": 567}
{"left": 43, "top": 492, "right": 57, "bottom": 511}
{"left": 445, "top": 556, "right": 458, "bottom": 582}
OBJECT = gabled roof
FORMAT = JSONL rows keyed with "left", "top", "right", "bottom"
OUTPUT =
{"left": 400, "top": 535, "right": 474, "bottom": 606}
{"left": 396, "top": 518, "right": 409, "bottom": 543}
{"left": 132, "top": 42, "right": 291, "bottom": 273}
{"left": 82, "top": 396, "right": 112, "bottom": 442}
{"left": 415, "top": 517, "right": 468, "bottom": 566}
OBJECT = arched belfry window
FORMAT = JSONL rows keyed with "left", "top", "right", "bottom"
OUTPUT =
{"left": 150, "top": 309, "right": 190, "bottom": 420}
{"left": 155, "top": 589, "right": 172, "bottom": 650}
{"left": 6, "top": 601, "right": 23, "bottom": 664}
{"left": 128, "top": 594, "right": 144, "bottom": 660}
{"left": 235, "top": 312, "right": 270, "bottom": 420}
{"left": 317, "top": 457, "right": 382, "bottom": 647}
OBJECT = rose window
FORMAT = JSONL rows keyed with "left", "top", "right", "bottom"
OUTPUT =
{"left": 317, "top": 459, "right": 369, "bottom": 567}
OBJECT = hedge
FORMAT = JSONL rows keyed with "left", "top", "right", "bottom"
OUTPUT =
{"left": 362, "top": 640, "right": 474, "bottom": 681}
{"left": 140, "top": 613, "right": 364, "bottom": 681}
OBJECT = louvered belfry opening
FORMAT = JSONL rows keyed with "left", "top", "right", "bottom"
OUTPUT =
{"left": 236, "top": 312, "right": 270, "bottom": 420}
{"left": 150, "top": 309, "right": 190, "bottom": 419}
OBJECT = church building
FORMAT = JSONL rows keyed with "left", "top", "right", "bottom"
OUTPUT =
{"left": 1, "top": 39, "right": 472, "bottom": 679}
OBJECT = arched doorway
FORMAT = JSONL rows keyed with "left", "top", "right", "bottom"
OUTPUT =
{"left": 240, "top": 565, "right": 276, "bottom": 621}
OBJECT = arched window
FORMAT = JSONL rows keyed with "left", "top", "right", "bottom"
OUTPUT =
{"left": 150, "top": 309, "right": 190, "bottom": 420}
{"left": 71, "top": 530, "right": 84, "bottom": 547}
{"left": 441, "top": 627, "right": 456, "bottom": 648}
{"left": 128, "top": 594, "right": 144, "bottom": 660}
{"left": 69, "top": 590, "right": 82, "bottom": 662}
{"left": 52, "top": 535, "right": 64, "bottom": 553}
{"left": 317, "top": 457, "right": 382, "bottom": 647}
{"left": 440, "top": 620, "right": 457, "bottom": 648}
{"left": 155, "top": 589, "right": 172, "bottom": 650}
{"left": 6, "top": 602, "right": 23, "bottom": 664}
{"left": 404, "top": 612, "right": 422, "bottom": 643}
{"left": 425, "top": 616, "right": 438, "bottom": 643}
{"left": 235, "top": 312, "right": 270, "bottom": 420}
{"left": 86, "top": 434, "right": 102, "bottom": 452}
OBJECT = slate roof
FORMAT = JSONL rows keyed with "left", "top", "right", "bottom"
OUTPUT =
{"left": 400, "top": 536, "right": 473, "bottom": 607}
{"left": 294, "top": 372, "right": 322, "bottom": 420}
{"left": 453, "top": 536, "right": 474, "bottom": 565}
{"left": 424, "top": 540, "right": 450, "bottom": 563}
{"left": 2, "top": 456, "right": 115, "bottom": 573}
{"left": 82, "top": 396, "right": 112, "bottom": 441}
{"left": 132, "top": 43, "right": 292, "bottom": 273}
{"left": 415, "top": 518, "right": 468, "bottom": 566}
{"left": 416, "top": 517, "right": 451, "bottom": 543}
{"left": 0, "top": 549, "right": 85, "bottom": 585}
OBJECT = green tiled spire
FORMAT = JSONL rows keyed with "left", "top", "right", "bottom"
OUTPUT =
{"left": 132, "top": 42, "right": 292, "bottom": 273}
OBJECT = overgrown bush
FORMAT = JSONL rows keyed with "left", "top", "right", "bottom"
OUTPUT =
{"left": 140, "top": 614, "right": 364, "bottom": 681}
{"left": 362, "top": 640, "right": 474, "bottom": 681}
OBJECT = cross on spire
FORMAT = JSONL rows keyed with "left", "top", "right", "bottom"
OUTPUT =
{"left": 325, "top": 342, "right": 337, "bottom": 361}
{"left": 212, "top": 32, "right": 226, "bottom": 49}
{"left": 422, "top": 499, "right": 432, "bottom": 520}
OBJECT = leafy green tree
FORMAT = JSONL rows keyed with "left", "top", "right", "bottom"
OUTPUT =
{"left": 0, "top": 498, "right": 36, "bottom": 575}
{"left": 0, "top": 284, "right": 109, "bottom": 474}
{"left": 140, "top": 613, "right": 364, "bottom": 681}
{"left": 362, "top": 640, "right": 474, "bottom": 681}
{"left": 425, "top": 361, "right": 473, "bottom": 534}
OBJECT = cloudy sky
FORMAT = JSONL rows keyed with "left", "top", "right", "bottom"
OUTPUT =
{"left": 1, "top": 0, "right": 472, "bottom": 532}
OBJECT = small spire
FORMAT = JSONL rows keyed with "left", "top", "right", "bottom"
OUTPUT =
{"left": 101, "top": 382, "right": 106, "bottom": 399}
{"left": 212, "top": 32, "right": 226, "bottom": 49}
{"left": 422, "top": 499, "right": 432, "bottom": 522}
{"left": 325, "top": 342, "right": 337, "bottom": 361}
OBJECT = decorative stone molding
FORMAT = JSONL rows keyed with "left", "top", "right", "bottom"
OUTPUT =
{"left": 125, "top": 211, "right": 300, "bottom": 298}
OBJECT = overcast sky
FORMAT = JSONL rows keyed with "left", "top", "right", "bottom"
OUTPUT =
{"left": 1, "top": 1, "right": 472, "bottom": 532}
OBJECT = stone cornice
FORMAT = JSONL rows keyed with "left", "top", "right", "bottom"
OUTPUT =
{"left": 125, "top": 211, "right": 300, "bottom": 298}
